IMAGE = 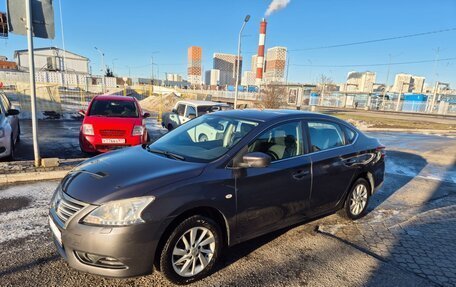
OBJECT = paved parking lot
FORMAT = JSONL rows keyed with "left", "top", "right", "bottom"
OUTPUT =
{"left": 13, "top": 119, "right": 168, "bottom": 161}
{"left": 1, "top": 128, "right": 455, "bottom": 286}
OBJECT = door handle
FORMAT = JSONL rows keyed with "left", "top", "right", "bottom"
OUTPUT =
{"left": 292, "top": 170, "right": 310, "bottom": 180}
{"left": 342, "top": 158, "right": 357, "bottom": 166}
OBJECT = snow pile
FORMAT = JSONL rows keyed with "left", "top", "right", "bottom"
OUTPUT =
{"left": 346, "top": 119, "right": 373, "bottom": 130}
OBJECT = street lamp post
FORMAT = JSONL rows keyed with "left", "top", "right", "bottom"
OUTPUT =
{"left": 112, "top": 58, "right": 118, "bottom": 75}
{"left": 234, "top": 15, "right": 250, "bottom": 110}
{"left": 94, "top": 47, "right": 106, "bottom": 93}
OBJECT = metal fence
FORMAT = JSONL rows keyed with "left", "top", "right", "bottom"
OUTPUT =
{"left": 1, "top": 82, "right": 153, "bottom": 119}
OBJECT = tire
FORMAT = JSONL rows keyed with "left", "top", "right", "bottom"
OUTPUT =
{"left": 159, "top": 215, "right": 222, "bottom": 285}
{"left": 198, "top": 133, "right": 208, "bottom": 142}
{"left": 167, "top": 124, "right": 174, "bottom": 131}
{"left": 339, "top": 178, "right": 370, "bottom": 220}
{"left": 16, "top": 123, "right": 21, "bottom": 143}
{"left": 6, "top": 135, "right": 14, "bottom": 161}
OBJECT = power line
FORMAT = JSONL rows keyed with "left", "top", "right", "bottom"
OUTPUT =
{"left": 288, "top": 28, "right": 456, "bottom": 52}
{"left": 291, "top": 57, "right": 456, "bottom": 68}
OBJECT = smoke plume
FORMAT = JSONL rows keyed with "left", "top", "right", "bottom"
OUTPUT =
{"left": 265, "top": 0, "right": 291, "bottom": 17}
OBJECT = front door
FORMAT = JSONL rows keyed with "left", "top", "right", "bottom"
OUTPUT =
{"left": 235, "top": 120, "right": 312, "bottom": 241}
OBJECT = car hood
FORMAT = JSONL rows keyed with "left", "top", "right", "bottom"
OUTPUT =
{"left": 61, "top": 146, "right": 205, "bottom": 205}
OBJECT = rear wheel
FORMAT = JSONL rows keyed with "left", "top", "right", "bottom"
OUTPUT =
{"left": 6, "top": 135, "right": 14, "bottom": 161}
{"left": 339, "top": 178, "right": 370, "bottom": 220}
{"left": 16, "top": 123, "right": 21, "bottom": 143}
{"left": 160, "top": 215, "right": 222, "bottom": 284}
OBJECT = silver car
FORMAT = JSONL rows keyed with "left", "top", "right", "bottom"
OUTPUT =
{"left": 0, "top": 92, "right": 20, "bottom": 160}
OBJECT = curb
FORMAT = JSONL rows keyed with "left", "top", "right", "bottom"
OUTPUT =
{"left": 0, "top": 170, "right": 69, "bottom": 184}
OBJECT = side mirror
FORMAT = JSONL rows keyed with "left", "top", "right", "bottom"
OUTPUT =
{"left": 78, "top": 109, "right": 86, "bottom": 116}
{"left": 172, "top": 108, "right": 177, "bottom": 114}
{"left": 143, "top": 112, "right": 151, "bottom": 118}
{"left": 188, "top": 113, "right": 196, "bottom": 120}
{"left": 6, "top": 109, "right": 20, "bottom": 116}
{"left": 238, "top": 152, "right": 271, "bottom": 168}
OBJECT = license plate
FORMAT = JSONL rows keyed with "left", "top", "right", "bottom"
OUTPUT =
{"left": 49, "top": 216, "right": 62, "bottom": 246}
{"left": 102, "top": 138, "right": 125, "bottom": 144}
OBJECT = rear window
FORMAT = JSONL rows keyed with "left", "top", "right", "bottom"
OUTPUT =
{"left": 343, "top": 125, "right": 357, "bottom": 144}
{"left": 88, "top": 100, "right": 139, "bottom": 118}
{"left": 308, "top": 121, "right": 345, "bottom": 152}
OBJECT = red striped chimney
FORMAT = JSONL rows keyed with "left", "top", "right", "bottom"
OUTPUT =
{"left": 256, "top": 18, "right": 267, "bottom": 85}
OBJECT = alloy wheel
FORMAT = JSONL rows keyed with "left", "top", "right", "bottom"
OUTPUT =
{"left": 171, "top": 227, "right": 216, "bottom": 277}
{"left": 349, "top": 184, "right": 368, "bottom": 216}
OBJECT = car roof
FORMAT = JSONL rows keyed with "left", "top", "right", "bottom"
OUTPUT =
{"left": 178, "top": 100, "right": 224, "bottom": 106}
{"left": 212, "top": 109, "right": 338, "bottom": 122}
{"left": 94, "top": 95, "right": 136, "bottom": 101}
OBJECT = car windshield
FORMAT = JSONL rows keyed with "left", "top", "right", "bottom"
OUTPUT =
{"left": 149, "top": 115, "right": 258, "bottom": 163}
{"left": 197, "top": 105, "right": 226, "bottom": 115}
{"left": 88, "top": 100, "right": 139, "bottom": 118}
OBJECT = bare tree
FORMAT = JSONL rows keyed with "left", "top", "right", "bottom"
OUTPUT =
{"left": 255, "top": 85, "right": 287, "bottom": 109}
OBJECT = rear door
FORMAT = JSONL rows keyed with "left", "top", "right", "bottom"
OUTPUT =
{"left": 305, "top": 120, "right": 357, "bottom": 214}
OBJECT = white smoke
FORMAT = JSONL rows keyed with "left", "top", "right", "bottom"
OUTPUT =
{"left": 265, "top": 0, "right": 291, "bottom": 17}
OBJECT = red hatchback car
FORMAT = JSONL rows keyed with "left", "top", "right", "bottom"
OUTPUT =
{"left": 79, "top": 95, "right": 150, "bottom": 154}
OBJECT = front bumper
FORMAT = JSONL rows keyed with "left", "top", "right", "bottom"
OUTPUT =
{"left": 49, "top": 205, "right": 161, "bottom": 278}
{"left": 80, "top": 134, "right": 144, "bottom": 153}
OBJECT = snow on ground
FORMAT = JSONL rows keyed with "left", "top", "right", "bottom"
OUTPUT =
{"left": 0, "top": 181, "right": 59, "bottom": 244}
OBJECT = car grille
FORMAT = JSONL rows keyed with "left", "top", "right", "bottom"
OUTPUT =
{"left": 55, "top": 192, "right": 87, "bottom": 226}
{"left": 99, "top": 129, "right": 126, "bottom": 137}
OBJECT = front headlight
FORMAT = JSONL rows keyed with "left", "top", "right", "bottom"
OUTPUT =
{"left": 82, "top": 196, "right": 155, "bottom": 226}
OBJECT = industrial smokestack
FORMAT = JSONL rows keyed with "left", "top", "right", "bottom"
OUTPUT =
{"left": 256, "top": 18, "right": 267, "bottom": 85}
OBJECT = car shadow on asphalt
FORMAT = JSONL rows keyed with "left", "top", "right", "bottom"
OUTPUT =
{"left": 368, "top": 150, "right": 427, "bottom": 211}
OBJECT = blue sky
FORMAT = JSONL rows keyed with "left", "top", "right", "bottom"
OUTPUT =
{"left": 1, "top": 0, "right": 455, "bottom": 87}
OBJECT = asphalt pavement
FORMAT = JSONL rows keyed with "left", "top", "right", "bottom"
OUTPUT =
{"left": 12, "top": 119, "right": 168, "bottom": 161}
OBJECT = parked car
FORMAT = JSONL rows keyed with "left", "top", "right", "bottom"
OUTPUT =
{"left": 49, "top": 110, "right": 385, "bottom": 284}
{"left": 161, "top": 100, "right": 230, "bottom": 131}
{"left": 0, "top": 92, "right": 20, "bottom": 160}
{"left": 78, "top": 95, "right": 150, "bottom": 154}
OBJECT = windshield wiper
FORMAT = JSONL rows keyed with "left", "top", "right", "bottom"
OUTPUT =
{"left": 146, "top": 146, "right": 185, "bottom": 161}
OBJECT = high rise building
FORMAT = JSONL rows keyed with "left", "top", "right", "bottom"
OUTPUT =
{"left": 205, "top": 69, "right": 220, "bottom": 87}
{"left": 345, "top": 71, "right": 376, "bottom": 92}
{"left": 166, "top": 73, "right": 182, "bottom": 82}
{"left": 187, "top": 46, "right": 202, "bottom": 86}
{"left": 212, "top": 53, "right": 242, "bottom": 86}
{"left": 264, "top": 46, "right": 287, "bottom": 83}
{"left": 251, "top": 55, "right": 258, "bottom": 73}
{"left": 392, "top": 73, "right": 425, "bottom": 93}
{"left": 241, "top": 71, "right": 256, "bottom": 86}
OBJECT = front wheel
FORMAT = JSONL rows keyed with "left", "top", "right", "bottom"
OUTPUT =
{"left": 339, "top": 178, "right": 370, "bottom": 220}
{"left": 159, "top": 215, "right": 222, "bottom": 285}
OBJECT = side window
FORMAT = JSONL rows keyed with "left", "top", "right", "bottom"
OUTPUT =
{"left": 176, "top": 104, "right": 186, "bottom": 116}
{"left": 308, "top": 121, "right": 345, "bottom": 152}
{"left": 0, "top": 94, "right": 10, "bottom": 111}
{"left": 248, "top": 121, "right": 303, "bottom": 162}
{"left": 342, "top": 125, "right": 357, "bottom": 144}
{"left": 185, "top": 105, "right": 196, "bottom": 117}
